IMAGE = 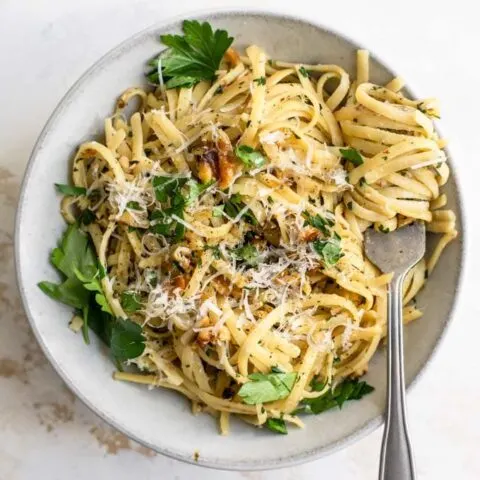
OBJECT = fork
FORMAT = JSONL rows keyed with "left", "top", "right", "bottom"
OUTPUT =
{"left": 365, "top": 222, "right": 426, "bottom": 480}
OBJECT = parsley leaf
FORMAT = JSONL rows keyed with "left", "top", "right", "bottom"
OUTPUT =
{"left": 303, "top": 211, "right": 334, "bottom": 236}
{"left": 55, "top": 184, "right": 87, "bottom": 196}
{"left": 152, "top": 176, "right": 188, "bottom": 203}
{"left": 126, "top": 201, "right": 142, "bottom": 211}
{"left": 149, "top": 20, "right": 234, "bottom": 89}
{"left": 265, "top": 418, "right": 288, "bottom": 434}
{"left": 312, "top": 234, "right": 343, "bottom": 267}
{"left": 299, "top": 66, "right": 310, "bottom": 78}
{"left": 74, "top": 268, "right": 112, "bottom": 315}
{"left": 224, "top": 193, "right": 257, "bottom": 225}
{"left": 110, "top": 318, "right": 145, "bottom": 362}
{"left": 232, "top": 244, "right": 259, "bottom": 266}
{"left": 212, "top": 205, "right": 224, "bottom": 217}
{"left": 40, "top": 224, "right": 145, "bottom": 362}
{"left": 238, "top": 371, "right": 297, "bottom": 404}
{"left": 235, "top": 145, "right": 266, "bottom": 169}
{"left": 299, "top": 379, "right": 374, "bottom": 415}
{"left": 184, "top": 179, "right": 214, "bottom": 205}
{"left": 80, "top": 209, "right": 95, "bottom": 226}
{"left": 38, "top": 277, "right": 89, "bottom": 310}
{"left": 340, "top": 147, "right": 364, "bottom": 166}
{"left": 121, "top": 291, "right": 142, "bottom": 313}
{"left": 253, "top": 76, "right": 266, "bottom": 86}
{"left": 87, "top": 298, "right": 113, "bottom": 346}
{"left": 151, "top": 175, "right": 191, "bottom": 242}
{"left": 39, "top": 224, "right": 98, "bottom": 309}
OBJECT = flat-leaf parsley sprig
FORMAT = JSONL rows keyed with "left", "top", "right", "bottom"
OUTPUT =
{"left": 147, "top": 20, "right": 234, "bottom": 89}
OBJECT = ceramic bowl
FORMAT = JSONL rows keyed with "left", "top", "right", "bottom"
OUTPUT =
{"left": 15, "top": 9, "right": 464, "bottom": 470}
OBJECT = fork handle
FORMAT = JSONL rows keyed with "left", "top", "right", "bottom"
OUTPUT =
{"left": 379, "top": 273, "right": 416, "bottom": 480}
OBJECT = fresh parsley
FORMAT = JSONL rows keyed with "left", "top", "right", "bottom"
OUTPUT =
{"left": 378, "top": 225, "right": 390, "bottom": 234}
{"left": 238, "top": 371, "right": 297, "bottom": 404}
{"left": 253, "top": 76, "right": 266, "bottom": 86}
{"left": 299, "top": 66, "right": 310, "bottom": 78}
{"left": 235, "top": 145, "right": 266, "bottom": 169}
{"left": 39, "top": 223, "right": 145, "bottom": 363}
{"left": 150, "top": 206, "right": 185, "bottom": 241}
{"left": 80, "top": 209, "right": 95, "bottom": 226}
{"left": 152, "top": 176, "right": 188, "bottom": 203}
{"left": 184, "top": 179, "right": 214, "bottom": 205}
{"left": 303, "top": 211, "right": 334, "bottom": 236}
{"left": 55, "top": 184, "right": 87, "bottom": 196}
{"left": 212, "top": 205, "right": 224, "bottom": 217}
{"left": 312, "top": 234, "right": 343, "bottom": 267}
{"left": 232, "top": 244, "right": 259, "bottom": 266}
{"left": 110, "top": 318, "right": 145, "bottom": 362}
{"left": 39, "top": 224, "right": 97, "bottom": 309}
{"left": 339, "top": 147, "right": 364, "bottom": 166}
{"left": 121, "top": 291, "right": 142, "bottom": 313}
{"left": 224, "top": 193, "right": 257, "bottom": 225}
{"left": 297, "top": 379, "right": 374, "bottom": 415}
{"left": 126, "top": 201, "right": 142, "bottom": 211}
{"left": 151, "top": 176, "right": 191, "bottom": 242}
{"left": 265, "top": 418, "right": 288, "bottom": 434}
{"left": 147, "top": 20, "right": 234, "bottom": 89}
{"left": 74, "top": 268, "right": 112, "bottom": 315}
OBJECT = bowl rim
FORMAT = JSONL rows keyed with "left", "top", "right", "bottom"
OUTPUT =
{"left": 14, "top": 6, "right": 467, "bottom": 471}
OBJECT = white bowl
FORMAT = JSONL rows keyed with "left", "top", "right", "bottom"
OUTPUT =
{"left": 15, "top": 9, "right": 465, "bottom": 471}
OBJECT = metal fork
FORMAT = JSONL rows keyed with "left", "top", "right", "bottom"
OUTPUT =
{"left": 365, "top": 222, "right": 426, "bottom": 480}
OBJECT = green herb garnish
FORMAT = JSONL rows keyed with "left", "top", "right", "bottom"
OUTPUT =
{"left": 378, "top": 225, "right": 390, "bottom": 234}
{"left": 39, "top": 224, "right": 145, "bottom": 363}
{"left": 265, "top": 418, "right": 288, "bottom": 434}
{"left": 303, "top": 211, "right": 334, "bottom": 236}
{"left": 55, "top": 184, "right": 87, "bottom": 196}
{"left": 232, "top": 244, "right": 259, "bottom": 266}
{"left": 339, "top": 147, "right": 364, "bottom": 166}
{"left": 224, "top": 193, "right": 257, "bottom": 225}
{"left": 312, "top": 234, "right": 343, "bottom": 267}
{"left": 121, "top": 291, "right": 142, "bottom": 313}
{"left": 184, "top": 179, "right": 214, "bottom": 205}
{"left": 151, "top": 175, "right": 192, "bottom": 242}
{"left": 39, "top": 224, "right": 98, "bottom": 310}
{"left": 297, "top": 379, "right": 374, "bottom": 415}
{"left": 152, "top": 176, "right": 188, "bottom": 203}
{"left": 109, "top": 318, "right": 145, "bottom": 362}
{"left": 147, "top": 20, "right": 234, "bottom": 89}
{"left": 126, "top": 201, "right": 142, "bottom": 211}
{"left": 80, "top": 209, "right": 96, "bottom": 226}
{"left": 235, "top": 145, "right": 267, "bottom": 169}
{"left": 299, "top": 66, "right": 310, "bottom": 78}
{"left": 253, "top": 76, "right": 266, "bottom": 86}
{"left": 238, "top": 371, "right": 297, "bottom": 404}
{"left": 212, "top": 205, "right": 224, "bottom": 217}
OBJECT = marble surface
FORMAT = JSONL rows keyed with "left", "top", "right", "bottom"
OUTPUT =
{"left": 1, "top": 0, "right": 479, "bottom": 478}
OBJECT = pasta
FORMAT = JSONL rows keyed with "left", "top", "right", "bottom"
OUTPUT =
{"left": 50, "top": 39, "right": 457, "bottom": 435}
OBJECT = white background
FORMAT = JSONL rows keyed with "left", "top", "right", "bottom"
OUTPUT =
{"left": 0, "top": 0, "right": 479, "bottom": 478}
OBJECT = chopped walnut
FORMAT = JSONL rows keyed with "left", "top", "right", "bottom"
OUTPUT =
{"left": 224, "top": 47, "right": 241, "bottom": 67}
{"left": 217, "top": 136, "right": 237, "bottom": 189}
{"left": 299, "top": 226, "right": 320, "bottom": 242}
{"left": 196, "top": 316, "right": 216, "bottom": 347}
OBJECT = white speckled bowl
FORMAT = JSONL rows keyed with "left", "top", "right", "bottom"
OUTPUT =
{"left": 15, "top": 9, "right": 464, "bottom": 471}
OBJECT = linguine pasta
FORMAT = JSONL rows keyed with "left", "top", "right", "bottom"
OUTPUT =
{"left": 52, "top": 42, "right": 457, "bottom": 435}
